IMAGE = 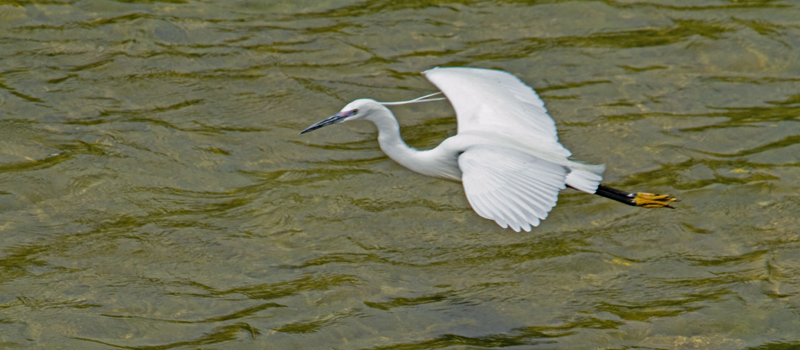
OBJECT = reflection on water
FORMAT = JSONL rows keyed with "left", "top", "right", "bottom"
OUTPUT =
{"left": 1, "top": 0, "right": 800, "bottom": 348}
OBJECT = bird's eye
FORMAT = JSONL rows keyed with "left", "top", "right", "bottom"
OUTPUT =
{"left": 351, "top": 109, "right": 358, "bottom": 116}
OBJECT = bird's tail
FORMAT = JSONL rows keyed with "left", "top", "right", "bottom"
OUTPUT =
{"left": 565, "top": 162, "right": 605, "bottom": 194}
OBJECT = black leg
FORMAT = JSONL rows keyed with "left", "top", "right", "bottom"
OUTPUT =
{"left": 569, "top": 184, "right": 677, "bottom": 208}
{"left": 595, "top": 185, "right": 637, "bottom": 206}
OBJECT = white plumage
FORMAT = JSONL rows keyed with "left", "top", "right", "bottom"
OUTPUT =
{"left": 458, "top": 145, "right": 568, "bottom": 232}
{"left": 301, "top": 67, "right": 606, "bottom": 231}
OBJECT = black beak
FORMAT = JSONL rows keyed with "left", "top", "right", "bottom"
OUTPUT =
{"left": 299, "top": 112, "right": 348, "bottom": 134}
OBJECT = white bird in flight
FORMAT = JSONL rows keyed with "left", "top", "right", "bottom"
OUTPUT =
{"left": 301, "top": 67, "right": 676, "bottom": 232}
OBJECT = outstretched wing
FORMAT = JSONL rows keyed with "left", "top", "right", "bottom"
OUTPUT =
{"left": 458, "top": 145, "right": 568, "bottom": 232}
{"left": 423, "top": 67, "right": 568, "bottom": 156}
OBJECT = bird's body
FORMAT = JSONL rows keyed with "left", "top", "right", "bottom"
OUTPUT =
{"left": 356, "top": 100, "right": 603, "bottom": 184}
{"left": 301, "top": 67, "right": 675, "bottom": 231}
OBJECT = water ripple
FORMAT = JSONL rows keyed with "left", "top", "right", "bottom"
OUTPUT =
{"left": 2, "top": 0, "right": 800, "bottom": 348}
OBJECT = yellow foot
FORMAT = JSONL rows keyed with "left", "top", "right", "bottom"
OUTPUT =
{"left": 633, "top": 192, "right": 678, "bottom": 208}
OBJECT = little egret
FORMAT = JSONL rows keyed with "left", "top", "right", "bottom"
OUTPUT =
{"left": 301, "top": 67, "right": 676, "bottom": 232}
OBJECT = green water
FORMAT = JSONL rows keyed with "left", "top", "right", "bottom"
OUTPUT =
{"left": 2, "top": 0, "right": 800, "bottom": 349}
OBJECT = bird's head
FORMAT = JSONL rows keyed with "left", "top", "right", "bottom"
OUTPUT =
{"left": 300, "top": 99, "right": 384, "bottom": 134}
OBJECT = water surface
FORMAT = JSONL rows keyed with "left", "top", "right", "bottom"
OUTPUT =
{"left": 2, "top": 0, "right": 800, "bottom": 349}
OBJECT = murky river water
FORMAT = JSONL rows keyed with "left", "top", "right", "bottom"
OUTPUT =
{"left": 2, "top": 0, "right": 800, "bottom": 349}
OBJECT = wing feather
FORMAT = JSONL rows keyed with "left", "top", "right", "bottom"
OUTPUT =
{"left": 421, "top": 67, "right": 605, "bottom": 229}
{"left": 424, "top": 67, "right": 570, "bottom": 157}
{"left": 458, "top": 145, "right": 568, "bottom": 232}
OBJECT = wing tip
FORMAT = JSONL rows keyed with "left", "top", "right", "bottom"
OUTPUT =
{"left": 422, "top": 66, "right": 442, "bottom": 75}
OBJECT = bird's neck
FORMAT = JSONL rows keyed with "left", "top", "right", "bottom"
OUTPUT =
{"left": 367, "top": 106, "right": 461, "bottom": 180}
{"left": 368, "top": 108, "right": 420, "bottom": 166}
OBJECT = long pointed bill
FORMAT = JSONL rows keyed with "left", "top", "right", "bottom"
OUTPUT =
{"left": 299, "top": 112, "right": 349, "bottom": 134}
